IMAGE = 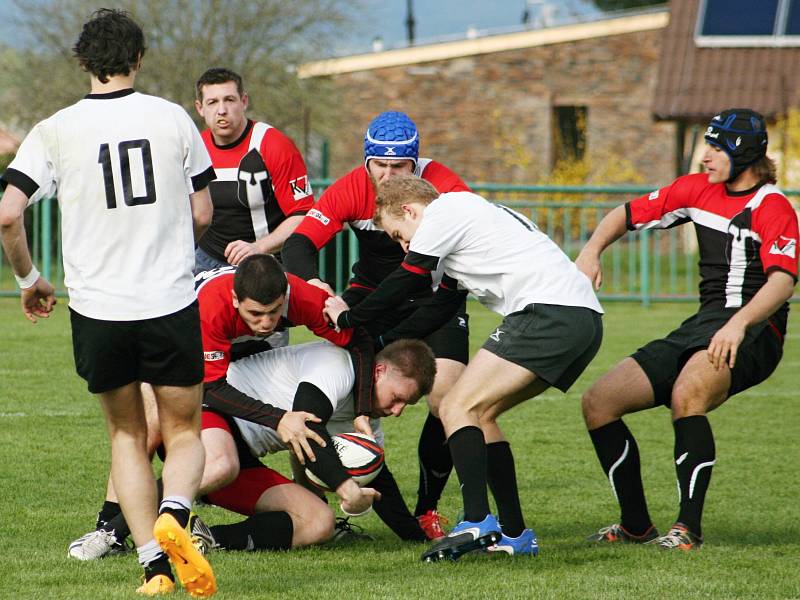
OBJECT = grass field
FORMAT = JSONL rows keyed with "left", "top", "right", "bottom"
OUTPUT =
{"left": 0, "top": 297, "right": 798, "bottom": 599}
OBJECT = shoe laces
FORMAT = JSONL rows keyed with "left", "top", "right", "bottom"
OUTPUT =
{"left": 418, "top": 510, "right": 449, "bottom": 537}
{"left": 659, "top": 525, "right": 690, "bottom": 548}
{"left": 333, "top": 517, "right": 374, "bottom": 541}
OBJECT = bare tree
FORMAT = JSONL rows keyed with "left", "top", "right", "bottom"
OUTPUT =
{"left": 5, "top": 0, "right": 359, "bottom": 153}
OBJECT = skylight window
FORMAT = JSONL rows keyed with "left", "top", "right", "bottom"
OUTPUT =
{"left": 696, "top": 0, "right": 800, "bottom": 46}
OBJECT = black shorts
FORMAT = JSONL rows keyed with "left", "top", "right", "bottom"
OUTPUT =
{"left": 70, "top": 302, "right": 204, "bottom": 394}
{"left": 481, "top": 303, "right": 603, "bottom": 392}
{"left": 342, "top": 285, "right": 469, "bottom": 365}
{"left": 631, "top": 309, "right": 784, "bottom": 407}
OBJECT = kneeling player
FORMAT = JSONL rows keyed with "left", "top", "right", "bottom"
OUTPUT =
{"left": 191, "top": 339, "right": 436, "bottom": 552}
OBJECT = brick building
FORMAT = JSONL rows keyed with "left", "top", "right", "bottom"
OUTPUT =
{"left": 300, "top": 8, "right": 676, "bottom": 186}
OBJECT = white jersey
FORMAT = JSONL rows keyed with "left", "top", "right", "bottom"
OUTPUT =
{"left": 226, "top": 342, "right": 383, "bottom": 457}
{"left": 408, "top": 192, "right": 603, "bottom": 316}
{"left": 4, "top": 89, "right": 214, "bottom": 320}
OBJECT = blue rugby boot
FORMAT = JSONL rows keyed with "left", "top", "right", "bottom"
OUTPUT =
{"left": 421, "top": 514, "right": 502, "bottom": 562}
{"left": 488, "top": 528, "right": 539, "bottom": 556}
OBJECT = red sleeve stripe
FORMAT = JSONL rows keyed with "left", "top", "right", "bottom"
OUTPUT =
{"left": 402, "top": 262, "right": 430, "bottom": 276}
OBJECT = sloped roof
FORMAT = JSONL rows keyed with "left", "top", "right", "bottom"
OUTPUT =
{"left": 653, "top": 0, "right": 800, "bottom": 120}
{"left": 299, "top": 10, "right": 668, "bottom": 78}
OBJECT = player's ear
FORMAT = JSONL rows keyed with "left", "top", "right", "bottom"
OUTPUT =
{"left": 195, "top": 99, "right": 203, "bottom": 116}
{"left": 241, "top": 92, "right": 249, "bottom": 110}
{"left": 231, "top": 289, "right": 240, "bottom": 308}
{"left": 374, "top": 361, "right": 387, "bottom": 380}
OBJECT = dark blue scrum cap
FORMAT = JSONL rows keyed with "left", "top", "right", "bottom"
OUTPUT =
{"left": 704, "top": 108, "right": 768, "bottom": 182}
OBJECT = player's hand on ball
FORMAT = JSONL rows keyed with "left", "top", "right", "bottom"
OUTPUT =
{"left": 353, "top": 415, "right": 374, "bottom": 437}
{"left": 21, "top": 277, "right": 57, "bottom": 323}
{"left": 278, "top": 411, "right": 326, "bottom": 465}
{"left": 224, "top": 240, "right": 258, "bottom": 266}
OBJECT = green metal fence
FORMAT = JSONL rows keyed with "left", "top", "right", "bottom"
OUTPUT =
{"left": 2, "top": 182, "right": 799, "bottom": 305}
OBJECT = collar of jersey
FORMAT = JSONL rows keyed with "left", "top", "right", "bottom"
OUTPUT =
{"left": 84, "top": 88, "right": 136, "bottom": 100}
{"left": 725, "top": 181, "right": 763, "bottom": 198}
{"left": 212, "top": 119, "right": 253, "bottom": 150}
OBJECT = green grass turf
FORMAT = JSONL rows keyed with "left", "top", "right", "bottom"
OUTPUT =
{"left": 0, "top": 297, "right": 798, "bottom": 599}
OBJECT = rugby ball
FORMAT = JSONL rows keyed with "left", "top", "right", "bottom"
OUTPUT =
{"left": 305, "top": 432, "right": 384, "bottom": 491}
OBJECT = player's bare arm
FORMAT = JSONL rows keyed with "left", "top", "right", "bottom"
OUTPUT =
{"left": 190, "top": 186, "right": 214, "bottom": 241}
{"left": 575, "top": 204, "right": 629, "bottom": 290}
{"left": 0, "top": 184, "right": 57, "bottom": 322}
{"left": 224, "top": 215, "right": 306, "bottom": 265}
{"left": 707, "top": 270, "right": 796, "bottom": 370}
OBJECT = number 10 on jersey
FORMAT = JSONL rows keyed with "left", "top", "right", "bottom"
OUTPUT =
{"left": 98, "top": 139, "right": 157, "bottom": 209}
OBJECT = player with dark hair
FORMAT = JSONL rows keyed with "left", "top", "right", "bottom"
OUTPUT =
{"left": 0, "top": 9, "right": 216, "bottom": 596}
{"left": 69, "top": 253, "right": 378, "bottom": 557}
{"left": 190, "top": 339, "right": 437, "bottom": 554}
{"left": 193, "top": 67, "right": 313, "bottom": 273}
{"left": 325, "top": 175, "right": 604, "bottom": 561}
{"left": 576, "top": 108, "right": 798, "bottom": 550}
{"left": 283, "top": 111, "right": 470, "bottom": 540}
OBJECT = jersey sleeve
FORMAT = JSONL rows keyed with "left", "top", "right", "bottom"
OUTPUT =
{"left": 421, "top": 160, "right": 471, "bottom": 193}
{"left": 176, "top": 106, "right": 215, "bottom": 192}
{"left": 285, "top": 274, "right": 353, "bottom": 346}
{"left": 626, "top": 176, "right": 699, "bottom": 231}
{"left": 1, "top": 121, "right": 57, "bottom": 204}
{"left": 295, "top": 345, "right": 355, "bottom": 412}
{"left": 199, "top": 292, "right": 234, "bottom": 383}
{"left": 290, "top": 171, "right": 367, "bottom": 249}
{"left": 261, "top": 128, "right": 314, "bottom": 217}
{"left": 755, "top": 194, "right": 799, "bottom": 280}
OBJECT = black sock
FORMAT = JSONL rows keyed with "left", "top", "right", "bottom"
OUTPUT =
{"left": 486, "top": 441, "right": 526, "bottom": 538}
{"left": 673, "top": 415, "right": 715, "bottom": 537}
{"left": 143, "top": 555, "right": 173, "bottom": 582}
{"left": 414, "top": 413, "right": 453, "bottom": 516}
{"left": 589, "top": 419, "right": 653, "bottom": 535}
{"left": 210, "top": 512, "right": 294, "bottom": 551}
{"left": 372, "top": 464, "right": 427, "bottom": 542}
{"left": 101, "top": 510, "right": 131, "bottom": 541}
{"left": 447, "top": 426, "right": 491, "bottom": 523}
{"left": 97, "top": 501, "right": 121, "bottom": 528}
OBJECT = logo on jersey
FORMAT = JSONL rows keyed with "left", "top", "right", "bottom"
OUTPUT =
{"left": 489, "top": 328, "right": 505, "bottom": 342}
{"left": 457, "top": 317, "right": 467, "bottom": 328}
{"left": 237, "top": 148, "right": 271, "bottom": 208}
{"left": 648, "top": 190, "right": 659, "bottom": 201}
{"left": 204, "top": 351, "right": 225, "bottom": 361}
{"left": 289, "top": 175, "right": 312, "bottom": 201}
{"left": 308, "top": 209, "right": 330, "bottom": 226}
{"left": 769, "top": 236, "right": 797, "bottom": 258}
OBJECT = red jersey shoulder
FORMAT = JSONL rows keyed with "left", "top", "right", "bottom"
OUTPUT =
{"left": 260, "top": 126, "right": 302, "bottom": 169}
{"left": 317, "top": 166, "right": 375, "bottom": 221}
{"left": 419, "top": 160, "right": 470, "bottom": 193}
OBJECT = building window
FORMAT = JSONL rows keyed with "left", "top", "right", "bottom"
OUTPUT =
{"left": 696, "top": 0, "right": 800, "bottom": 46}
{"left": 552, "top": 106, "right": 587, "bottom": 166}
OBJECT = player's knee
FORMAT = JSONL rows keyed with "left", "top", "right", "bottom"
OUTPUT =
{"left": 201, "top": 453, "right": 239, "bottom": 493}
{"left": 669, "top": 381, "right": 714, "bottom": 419}
{"left": 581, "top": 383, "right": 615, "bottom": 428}
{"left": 293, "top": 502, "right": 335, "bottom": 547}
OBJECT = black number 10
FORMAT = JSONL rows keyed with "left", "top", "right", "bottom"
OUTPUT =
{"left": 98, "top": 139, "right": 157, "bottom": 209}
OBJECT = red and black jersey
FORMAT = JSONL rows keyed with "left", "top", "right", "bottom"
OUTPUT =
{"left": 198, "top": 120, "right": 314, "bottom": 262}
{"left": 627, "top": 173, "right": 799, "bottom": 334}
{"left": 195, "top": 267, "right": 352, "bottom": 383}
{"left": 286, "top": 158, "right": 469, "bottom": 288}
